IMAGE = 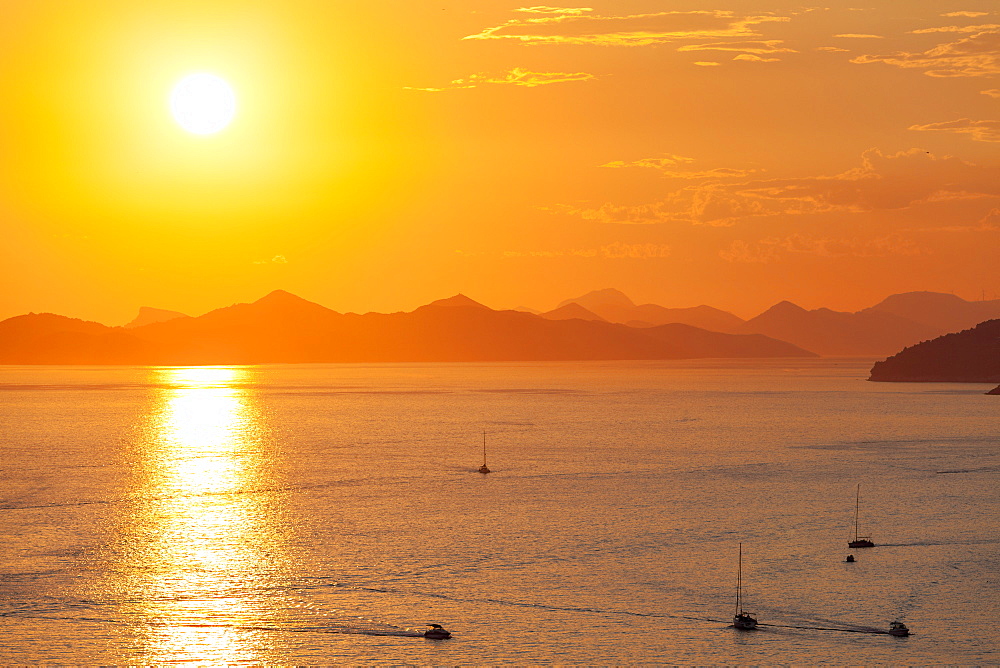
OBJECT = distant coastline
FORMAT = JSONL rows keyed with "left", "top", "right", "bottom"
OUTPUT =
{"left": 868, "top": 319, "right": 1000, "bottom": 383}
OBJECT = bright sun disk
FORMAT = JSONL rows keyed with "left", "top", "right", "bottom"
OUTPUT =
{"left": 170, "top": 73, "right": 236, "bottom": 135}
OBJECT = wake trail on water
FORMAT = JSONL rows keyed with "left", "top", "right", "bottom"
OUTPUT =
{"left": 1, "top": 613, "right": 429, "bottom": 638}
{"left": 876, "top": 537, "right": 1000, "bottom": 547}
{"left": 315, "top": 582, "right": 893, "bottom": 635}
{"left": 2, "top": 582, "right": 900, "bottom": 640}
{"left": 162, "top": 622, "right": 427, "bottom": 638}
{"left": 757, "top": 622, "right": 893, "bottom": 635}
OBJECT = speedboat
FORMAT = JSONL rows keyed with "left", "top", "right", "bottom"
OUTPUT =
{"left": 888, "top": 621, "right": 910, "bottom": 636}
{"left": 424, "top": 623, "right": 452, "bottom": 639}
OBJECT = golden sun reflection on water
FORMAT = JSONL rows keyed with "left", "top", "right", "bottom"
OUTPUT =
{"left": 131, "top": 366, "right": 280, "bottom": 663}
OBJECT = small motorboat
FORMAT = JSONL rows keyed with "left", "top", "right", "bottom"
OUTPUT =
{"left": 424, "top": 623, "right": 452, "bottom": 639}
{"left": 888, "top": 621, "right": 910, "bottom": 637}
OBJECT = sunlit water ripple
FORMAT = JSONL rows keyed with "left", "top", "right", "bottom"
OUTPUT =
{"left": 1, "top": 360, "right": 997, "bottom": 664}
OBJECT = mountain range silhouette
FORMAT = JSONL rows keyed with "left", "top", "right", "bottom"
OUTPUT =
{"left": 0, "top": 290, "right": 810, "bottom": 365}
{"left": 4, "top": 288, "right": 998, "bottom": 365}
{"left": 556, "top": 289, "right": 1000, "bottom": 356}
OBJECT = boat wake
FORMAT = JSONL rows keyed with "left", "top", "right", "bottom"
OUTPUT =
{"left": 936, "top": 466, "right": 1000, "bottom": 474}
{"left": 876, "top": 537, "right": 1000, "bottom": 547}
{"left": 757, "top": 622, "right": 894, "bottom": 635}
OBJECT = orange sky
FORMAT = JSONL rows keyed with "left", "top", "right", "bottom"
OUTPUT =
{"left": 1, "top": 1, "right": 998, "bottom": 324}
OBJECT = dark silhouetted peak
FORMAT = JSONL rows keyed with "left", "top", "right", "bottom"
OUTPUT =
{"left": 863, "top": 290, "right": 1000, "bottom": 333}
{"left": 540, "top": 303, "right": 607, "bottom": 322}
{"left": 246, "top": 289, "right": 337, "bottom": 312}
{"left": 254, "top": 289, "right": 313, "bottom": 306}
{"left": 558, "top": 288, "right": 635, "bottom": 310}
{"left": 759, "top": 300, "right": 808, "bottom": 317}
{"left": 871, "top": 291, "right": 968, "bottom": 311}
{"left": 422, "top": 294, "right": 490, "bottom": 310}
{"left": 0, "top": 312, "right": 110, "bottom": 334}
{"left": 124, "top": 306, "right": 188, "bottom": 329}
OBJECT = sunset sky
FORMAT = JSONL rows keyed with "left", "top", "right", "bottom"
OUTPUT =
{"left": 2, "top": 0, "right": 998, "bottom": 324}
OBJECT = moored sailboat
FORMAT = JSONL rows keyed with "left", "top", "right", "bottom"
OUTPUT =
{"left": 478, "top": 430, "right": 491, "bottom": 474}
{"left": 848, "top": 483, "right": 875, "bottom": 548}
{"left": 733, "top": 542, "right": 758, "bottom": 630}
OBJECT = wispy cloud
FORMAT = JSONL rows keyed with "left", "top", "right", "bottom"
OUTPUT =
{"left": 910, "top": 118, "right": 1000, "bottom": 142}
{"left": 719, "top": 234, "right": 921, "bottom": 263}
{"left": 852, "top": 28, "right": 1000, "bottom": 77}
{"left": 602, "top": 155, "right": 755, "bottom": 179}
{"left": 514, "top": 6, "right": 593, "bottom": 16}
{"left": 464, "top": 10, "right": 790, "bottom": 47}
{"left": 979, "top": 207, "right": 1000, "bottom": 227}
{"left": 693, "top": 61, "right": 721, "bottom": 67}
{"left": 253, "top": 255, "right": 288, "bottom": 265}
{"left": 941, "top": 11, "right": 990, "bottom": 18}
{"left": 564, "top": 149, "right": 1000, "bottom": 226}
{"left": 677, "top": 40, "right": 795, "bottom": 55}
{"left": 816, "top": 46, "right": 850, "bottom": 52}
{"left": 405, "top": 67, "right": 595, "bottom": 91}
{"left": 834, "top": 33, "right": 884, "bottom": 39}
{"left": 910, "top": 23, "right": 1000, "bottom": 34}
{"left": 982, "top": 88, "right": 1000, "bottom": 96}
{"left": 603, "top": 154, "right": 694, "bottom": 168}
{"left": 482, "top": 242, "right": 672, "bottom": 259}
{"left": 733, "top": 54, "right": 781, "bottom": 62}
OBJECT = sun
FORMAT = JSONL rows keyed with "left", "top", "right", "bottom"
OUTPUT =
{"left": 169, "top": 73, "right": 237, "bottom": 135}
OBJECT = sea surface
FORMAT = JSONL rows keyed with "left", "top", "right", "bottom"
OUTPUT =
{"left": 1, "top": 360, "right": 997, "bottom": 664}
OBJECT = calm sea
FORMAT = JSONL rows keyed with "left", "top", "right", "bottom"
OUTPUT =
{"left": 1, "top": 360, "right": 997, "bottom": 664}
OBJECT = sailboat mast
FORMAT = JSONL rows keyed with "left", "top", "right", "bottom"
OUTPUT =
{"left": 855, "top": 484, "right": 861, "bottom": 541}
{"left": 736, "top": 542, "right": 742, "bottom": 616}
{"left": 482, "top": 430, "right": 487, "bottom": 467}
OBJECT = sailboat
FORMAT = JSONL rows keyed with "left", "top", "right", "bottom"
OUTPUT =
{"left": 478, "top": 430, "right": 491, "bottom": 474}
{"left": 733, "top": 542, "right": 758, "bottom": 630}
{"left": 848, "top": 483, "right": 875, "bottom": 548}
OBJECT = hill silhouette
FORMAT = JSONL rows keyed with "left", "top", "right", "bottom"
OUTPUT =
{"left": 0, "top": 290, "right": 814, "bottom": 364}
{"left": 0, "top": 313, "right": 154, "bottom": 364}
{"left": 558, "top": 288, "right": 745, "bottom": 332}
{"left": 123, "top": 306, "right": 189, "bottom": 329}
{"left": 862, "top": 291, "right": 1000, "bottom": 333}
{"left": 738, "top": 300, "right": 939, "bottom": 356}
{"left": 540, "top": 303, "right": 607, "bottom": 322}
{"left": 558, "top": 288, "right": 635, "bottom": 311}
{"left": 550, "top": 288, "right": 1000, "bottom": 355}
{"left": 868, "top": 319, "right": 1000, "bottom": 382}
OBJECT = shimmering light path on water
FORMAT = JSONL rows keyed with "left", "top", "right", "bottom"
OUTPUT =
{"left": 1, "top": 360, "right": 997, "bottom": 664}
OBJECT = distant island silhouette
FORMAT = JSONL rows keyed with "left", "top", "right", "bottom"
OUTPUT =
{"left": 0, "top": 290, "right": 813, "bottom": 365}
{"left": 555, "top": 289, "right": 1000, "bottom": 356}
{"left": 868, "top": 318, "right": 1000, "bottom": 383}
